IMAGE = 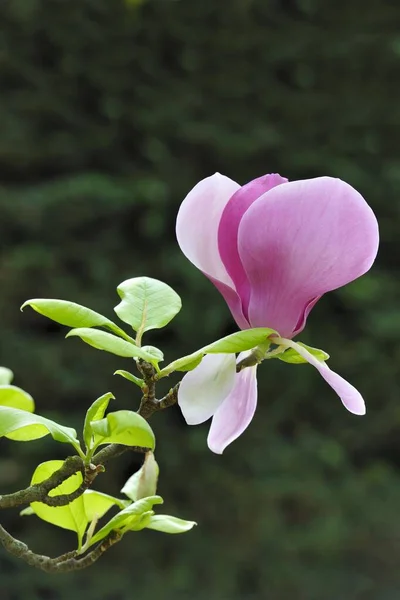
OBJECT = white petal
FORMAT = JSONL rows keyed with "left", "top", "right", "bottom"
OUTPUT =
{"left": 178, "top": 354, "right": 236, "bottom": 425}
{"left": 176, "top": 173, "right": 240, "bottom": 287}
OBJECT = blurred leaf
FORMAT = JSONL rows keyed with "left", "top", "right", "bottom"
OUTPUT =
{"left": 0, "top": 367, "right": 13, "bottom": 385}
{"left": 0, "top": 385, "right": 34, "bottom": 412}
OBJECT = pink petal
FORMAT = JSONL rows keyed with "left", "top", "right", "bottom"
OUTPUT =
{"left": 218, "top": 174, "right": 288, "bottom": 316}
{"left": 207, "top": 355, "right": 258, "bottom": 454}
{"left": 178, "top": 354, "right": 236, "bottom": 425}
{"left": 238, "top": 177, "right": 379, "bottom": 338}
{"left": 176, "top": 173, "right": 249, "bottom": 327}
{"left": 279, "top": 339, "right": 365, "bottom": 415}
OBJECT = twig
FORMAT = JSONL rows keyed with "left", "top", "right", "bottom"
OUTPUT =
{"left": 0, "top": 523, "right": 122, "bottom": 572}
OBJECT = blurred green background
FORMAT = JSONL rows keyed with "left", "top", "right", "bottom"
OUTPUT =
{"left": 0, "top": 0, "right": 399, "bottom": 598}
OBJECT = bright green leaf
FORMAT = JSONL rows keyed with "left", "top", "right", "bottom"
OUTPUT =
{"left": 0, "top": 367, "right": 13, "bottom": 385}
{"left": 20, "top": 506, "right": 35, "bottom": 516}
{"left": 173, "top": 355, "right": 203, "bottom": 373}
{"left": 66, "top": 328, "right": 155, "bottom": 361}
{"left": 82, "top": 490, "right": 126, "bottom": 522}
{"left": 21, "top": 298, "right": 129, "bottom": 339}
{"left": 114, "top": 277, "right": 182, "bottom": 339}
{"left": 91, "top": 410, "right": 155, "bottom": 450}
{"left": 202, "top": 328, "right": 276, "bottom": 354}
{"left": 83, "top": 392, "right": 115, "bottom": 451}
{"left": 141, "top": 346, "right": 164, "bottom": 363}
{"left": 29, "top": 462, "right": 123, "bottom": 549}
{"left": 88, "top": 496, "right": 163, "bottom": 547}
{"left": 30, "top": 460, "right": 87, "bottom": 547}
{"left": 159, "top": 327, "right": 276, "bottom": 377}
{"left": 146, "top": 514, "right": 197, "bottom": 534}
{"left": 114, "top": 370, "right": 144, "bottom": 388}
{"left": 0, "top": 385, "right": 35, "bottom": 412}
{"left": 121, "top": 452, "right": 159, "bottom": 501}
{"left": 276, "top": 342, "right": 330, "bottom": 365}
{"left": 0, "top": 406, "right": 81, "bottom": 452}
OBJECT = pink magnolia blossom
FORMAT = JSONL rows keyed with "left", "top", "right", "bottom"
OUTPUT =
{"left": 176, "top": 173, "right": 379, "bottom": 453}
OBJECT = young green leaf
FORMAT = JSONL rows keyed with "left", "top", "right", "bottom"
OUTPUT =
{"left": 83, "top": 392, "right": 115, "bottom": 451}
{"left": 146, "top": 515, "right": 197, "bottom": 534}
{"left": 202, "top": 328, "right": 276, "bottom": 354}
{"left": 0, "top": 367, "right": 13, "bottom": 385}
{"left": 21, "top": 299, "right": 130, "bottom": 339}
{"left": 0, "top": 406, "right": 82, "bottom": 453}
{"left": 90, "top": 410, "right": 155, "bottom": 450}
{"left": 113, "top": 370, "right": 144, "bottom": 388}
{"left": 121, "top": 452, "right": 159, "bottom": 501}
{"left": 66, "top": 328, "right": 155, "bottom": 361}
{"left": 30, "top": 460, "right": 87, "bottom": 547}
{"left": 276, "top": 342, "right": 330, "bottom": 365}
{"left": 141, "top": 346, "right": 164, "bottom": 363}
{"left": 29, "top": 461, "right": 123, "bottom": 549}
{"left": 82, "top": 490, "right": 127, "bottom": 521}
{"left": 0, "top": 386, "right": 35, "bottom": 412}
{"left": 158, "top": 327, "right": 276, "bottom": 377}
{"left": 114, "top": 277, "right": 182, "bottom": 340}
{"left": 88, "top": 496, "right": 163, "bottom": 547}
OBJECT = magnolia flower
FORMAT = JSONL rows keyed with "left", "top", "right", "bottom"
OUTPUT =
{"left": 176, "top": 173, "right": 379, "bottom": 453}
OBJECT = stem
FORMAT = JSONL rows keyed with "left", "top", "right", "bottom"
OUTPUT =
{"left": 0, "top": 523, "right": 122, "bottom": 572}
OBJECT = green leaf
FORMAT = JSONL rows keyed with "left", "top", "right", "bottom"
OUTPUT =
{"left": 21, "top": 298, "right": 129, "bottom": 339}
{"left": 91, "top": 410, "right": 155, "bottom": 450}
{"left": 121, "top": 452, "right": 159, "bottom": 501}
{"left": 141, "top": 346, "right": 164, "bottom": 363}
{"left": 0, "top": 367, "right": 13, "bottom": 385}
{"left": 29, "top": 461, "right": 122, "bottom": 549}
{"left": 30, "top": 460, "right": 87, "bottom": 547}
{"left": 0, "top": 406, "right": 81, "bottom": 452}
{"left": 114, "top": 370, "right": 144, "bottom": 388}
{"left": 146, "top": 515, "right": 197, "bottom": 534}
{"left": 82, "top": 490, "right": 126, "bottom": 522}
{"left": 159, "top": 327, "right": 276, "bottom": 377}
{"left": 88, "top": 496, "right": 163, "bottom": 547}
{"left": 66, "top": 328, "right": 155, "bottom": 361}
{"left": 0, "top": 385, "right": 35, "bottom": 412}
{"left": 20, "top": 506, "right": 35, "bottom": 516}
{"left": 202, "top": 328, "right": 276, "bottom": 354}
{"left": 83, "top": 392, "right": 115, "bottom": 451}
{"left": 114, "top": 277, "right": 182, "bottom": 339}
{"left": 277, "top": 342, "right": 330, "bottom": 365}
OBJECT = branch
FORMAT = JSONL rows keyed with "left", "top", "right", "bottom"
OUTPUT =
{"left": 137, "top": 360, "right": 179, "bottom": 419}
{"left": 0, "top": 359, "right": 179, "bottom": 571}
{"left": 0, "top": 523, "right": 122, "bottom": 572}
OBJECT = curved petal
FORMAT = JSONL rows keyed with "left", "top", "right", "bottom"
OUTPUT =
{"left": 176, "top": 173, "right": 249, "bottom": 326}
{"left": 178, "top": 354, "right": 236, "bottom": 425}
{"left": 278, "top": 339, "right": 365, "bottom": 415}
{"left": 176, "top": 173, "right": 240, "bottom": 287}
{"left": 207, "top": 353, "right": 258, "bottom": 454}
{"left": 238, "top": 177, "right": 379, "bottom": 338}
{"left": 218, "top": 174, "right": 288, "bottom": 316}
